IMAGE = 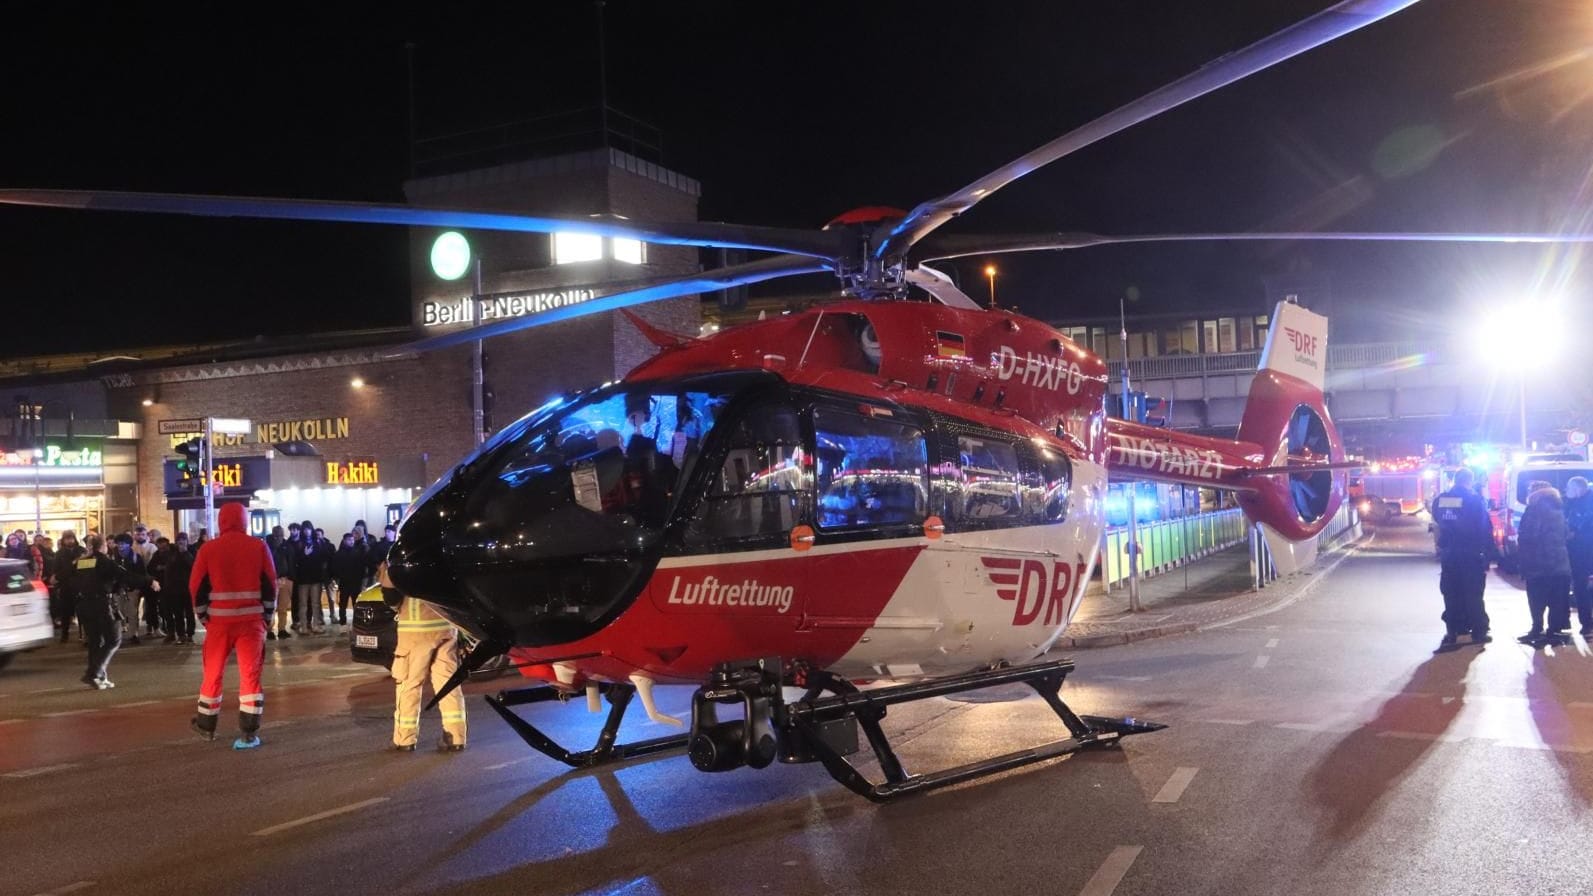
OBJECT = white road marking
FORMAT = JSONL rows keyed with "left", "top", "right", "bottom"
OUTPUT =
{"left": 1265, "top": 638, "right": 1280, "bottom": 649}
{"left": 1275, "top": 721, "right": 1337, "bottom": 732}
{"left": 251, "top": 797, "right": 389, "bottom": 837}
{"left": 1377, "top": 730, "right": 1465, "bottom": 744}
{"left": 30, "top": 881, "right": 96, "bottom": 896}
{"left": 0, "top": 718, "right": 26, "bottom": 726}
{"left": 1078, "top": 845, "right": 1143, "bottom": 896}
{"left": 4, "top": 763, "right": 79, "bottom": 779}
{"left": 1252, "top": 655, "right": 1270, "bottom": 670}
{"left": 117, "top": 700, "right": 160, "bottom": 708}
{"left": 1151, "top": 767, "right": 1199, "bottom": 804}
{"left": 42, "top": 709, "right": 97, "bottom": 718}
{"left": 1265, "top": 625, "right": 1280, "bottom": 631}
{"left": 1095, "top": 674, "right": 1153, "bottom": 682}
{"left": 1490, "top": 741, "right": 1593, "bottom": 755}
{"left": 1204, "top": 719, "right": 1255, "bottom": 726}
{"left": 1569, "top": 701, "right": 1593, "bottom": 710}
{"left": 484, "top": 756, "right": 540, "bottom": 771}
{"left": 27, "top": 687, "right": 69, "bottom": 695}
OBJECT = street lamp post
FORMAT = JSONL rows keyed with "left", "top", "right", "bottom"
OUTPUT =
{"left": 984, "top": 264, "right": 997, "bottom": 309}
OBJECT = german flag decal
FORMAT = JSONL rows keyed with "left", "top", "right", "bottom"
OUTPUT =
{"left": 935, "top": 331, "right": 967, "bottom": 359}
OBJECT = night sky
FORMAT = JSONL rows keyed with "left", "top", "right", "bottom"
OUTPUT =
{"left": 2, "top": 0, "right": 1589, "bottom": 355}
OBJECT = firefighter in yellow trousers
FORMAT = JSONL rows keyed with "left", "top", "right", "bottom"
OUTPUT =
{"left": 379, "top": 563, "right": 467, "bottom": 752}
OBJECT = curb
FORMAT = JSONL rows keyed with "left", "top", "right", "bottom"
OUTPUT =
{"left": 1056, "top": 621, "right": 1199, "bottom": 649}
{"left": 1058, "top": 532, "right": 1371, "bottom": 649}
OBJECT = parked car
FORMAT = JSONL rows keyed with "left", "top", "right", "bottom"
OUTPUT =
{"left": 350, "top": 583, "right": 507, "bottom": 681}
{"left": 0, "top": 558, "right": 54, "bottom": 670}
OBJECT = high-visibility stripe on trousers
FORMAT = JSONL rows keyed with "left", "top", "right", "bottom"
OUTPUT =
{"left": 198, "top": 616, "right": 266, "bottom": 735}
{"left": 392, "top": 628, "right": 467, "bottom": 748}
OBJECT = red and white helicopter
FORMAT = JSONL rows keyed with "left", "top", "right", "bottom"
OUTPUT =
{"left": 4, "top": 0, "right": 1590, "bottom": 800}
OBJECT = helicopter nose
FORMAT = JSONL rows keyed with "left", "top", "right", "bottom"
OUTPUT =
{"left": 386, "top": 489, "right": 463, "bottom": 605}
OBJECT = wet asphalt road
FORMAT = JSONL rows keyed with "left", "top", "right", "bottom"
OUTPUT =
{"left": 3, "top": 517, "right": 1590, "bottom": 896}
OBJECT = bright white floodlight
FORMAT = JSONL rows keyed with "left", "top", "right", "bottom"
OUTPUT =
{"left": 1478, "top": 298, "right": 1561, "bottom": 370}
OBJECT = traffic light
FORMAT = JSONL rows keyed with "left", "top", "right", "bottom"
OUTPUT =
{"left": 1143, "top": 395, "right": 1172, "bottom": 428}
{"left": 176, "top": 437, "right": 204, "bottom": 496}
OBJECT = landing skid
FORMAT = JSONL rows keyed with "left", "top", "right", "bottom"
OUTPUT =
{"left": 482, "top": 659, "right": 1164, "bottom": 801}
{"left": 786, "top": 661, "right": 1164, "bottom": 802}
{"left": 484, "top": 683, "right": 690, "bottom": 767}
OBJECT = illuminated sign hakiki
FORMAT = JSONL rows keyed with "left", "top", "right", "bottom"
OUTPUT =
{"left": 421, "top": 288, "right": 597, "bottom": 328}
{"left": 326, "top": 460, "right": 379, "bottom": 486}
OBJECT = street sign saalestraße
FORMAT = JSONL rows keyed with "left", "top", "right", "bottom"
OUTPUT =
{"left": 157, "top": 418, "right": 204, "bottom": 435}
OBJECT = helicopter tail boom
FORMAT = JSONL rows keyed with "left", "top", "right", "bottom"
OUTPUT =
{"left": 1105, "top": 300, "right": 1345, "bottom": 545}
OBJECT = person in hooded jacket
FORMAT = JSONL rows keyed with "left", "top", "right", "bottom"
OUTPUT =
{"left": 293, "top": 521, "right": 333, "bottom": 634}
{"left": 1562, "top": 476, "right": 1593, "bottom": 637}
{"left": 265, "top": 526, "right": 296, "bottom": 641}
{"left": 189, "top": 503, "right": 277, "bottom": 749}
{"left": 1517, "top": 484, "right": 1572, "bottom": 647}
{"left": 152, "top": 537, "right": 196, "bottom": 644}
{"left": 51, "top": 531, "right": 85, "bottom": 642}
{"left": 330, "top": 532, "right": 367, "bottom": 628}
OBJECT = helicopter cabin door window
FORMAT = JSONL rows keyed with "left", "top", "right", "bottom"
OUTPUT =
{"left": 926, "top": 416, "right": 1073, "bottom": 531}
{"left": 954, "top": 435, "right": 1022, "bottom": 524}
{"left": 812, "top": 406, "right": 928, "bottom": 533}
{"left": 683, "top": 399, "right": 811, "bottom": 550}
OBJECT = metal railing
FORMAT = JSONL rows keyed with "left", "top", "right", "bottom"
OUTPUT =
{"left": 1101, "top": 501, "right": 1362, "bottom": 591}
{"left": 1100, "top": 507, "right": 1248, "bottom": 587}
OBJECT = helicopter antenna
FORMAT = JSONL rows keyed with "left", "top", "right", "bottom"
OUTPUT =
{"left": 1119, "top": 295, "right": 1143, "bottom": 612}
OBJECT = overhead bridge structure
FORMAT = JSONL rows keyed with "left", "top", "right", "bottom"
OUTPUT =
{"left": 1106, "top": 342, "right": 1589, "bottom": 453}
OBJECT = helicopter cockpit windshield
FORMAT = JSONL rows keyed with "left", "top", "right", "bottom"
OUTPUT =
{"left": 467, "top": 374, "right": 758, "bottom": 542}
{"left": 397, "top": 372, "right": 770, "bottom": 647}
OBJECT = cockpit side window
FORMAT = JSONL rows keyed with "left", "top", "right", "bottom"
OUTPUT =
{"left": 682, "top": 399, "right": 811, "bottom": 551}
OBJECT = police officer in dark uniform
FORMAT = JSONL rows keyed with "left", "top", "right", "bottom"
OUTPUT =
{"left": 72, "top": 534, "right": 134, "bottom": 688}
{"left": 1432, "top": 468, "right": 1494, "bottom": 652}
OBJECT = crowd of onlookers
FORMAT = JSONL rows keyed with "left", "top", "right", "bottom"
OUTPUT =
{"left": 4, "top": 518, "right": 395, "bottom": 645}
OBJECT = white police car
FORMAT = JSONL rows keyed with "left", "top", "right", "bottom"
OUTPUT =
{"left": 0, "top": 558, "right": 54, "bottom": 670}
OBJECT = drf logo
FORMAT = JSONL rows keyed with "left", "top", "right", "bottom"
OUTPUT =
{"left": 980, "top": 557, "right": 1088, "bottom": 626}
{"left": 1283, "top": 326, "right": 1318, "bottom": 358}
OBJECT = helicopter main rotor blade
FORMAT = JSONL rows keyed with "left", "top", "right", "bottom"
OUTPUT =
{"left": 0, "top": 189, "right": 843, "bottom": 259}
{"left": 916, "top": 229, "right": 1593, "bottom": 261}
{"left": 874, "top": 0, "right": 1423, "bottom": 265}
{"left": 902, "top": 265, "right": 983, "bottom": 310}
{"left": 401, "top": 253, "right": 828, "bottom": 353}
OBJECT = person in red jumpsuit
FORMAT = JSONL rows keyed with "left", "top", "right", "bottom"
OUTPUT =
{"left": 189, "top": 503, "right": 278, "bottom": 749}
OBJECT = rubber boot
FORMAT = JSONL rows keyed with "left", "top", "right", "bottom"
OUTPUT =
{"left": 234, "top": 712, "right": 262, "bottom": 750}
{"left": 191, "top": 715, "right": 217, "bottom": 742}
